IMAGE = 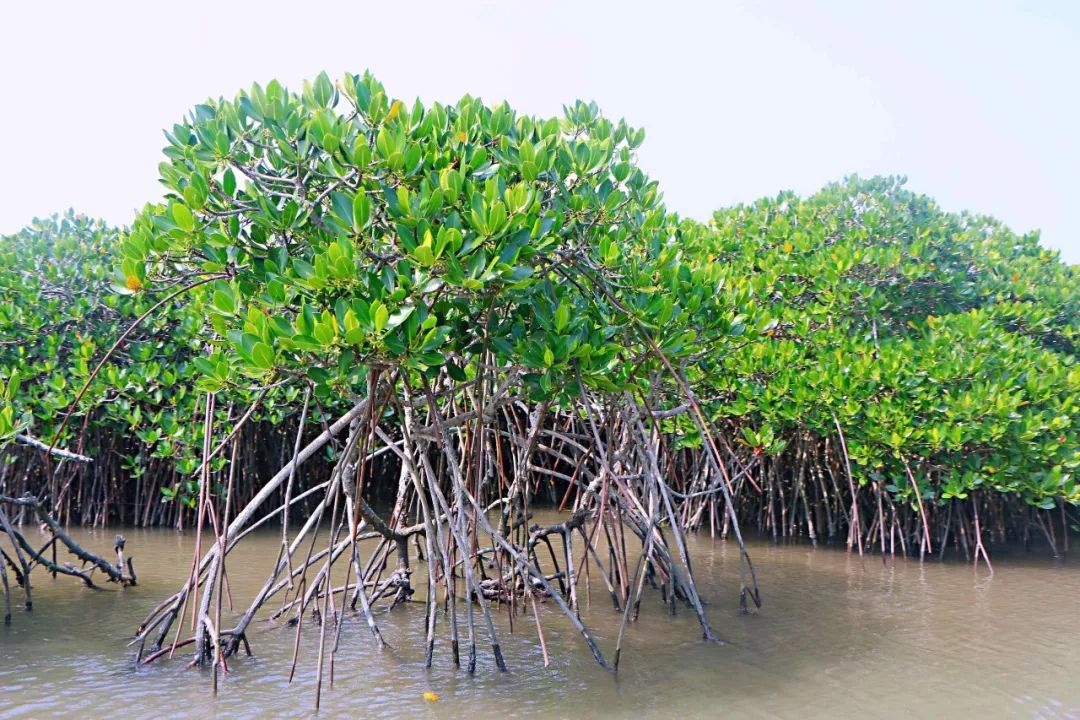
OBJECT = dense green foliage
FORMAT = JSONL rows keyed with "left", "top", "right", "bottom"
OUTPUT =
{"left": 0, "top": 213, "right": 310, "bottom": 519}
{"left": 0, "top": 213, "right": 200, "bottom": 444}
{"left": 127, "top": 71, "right": 682, "bottom": 402}
{"left": 2, "top": 73, "right": 1076, "bottom": 538}
{"left": 685, "top": 177, "right": 1078, "bottom": 511}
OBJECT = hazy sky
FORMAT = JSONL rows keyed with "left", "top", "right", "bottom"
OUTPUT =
{"left": 2, "top": 0, "right": 1077, "bottom": 261}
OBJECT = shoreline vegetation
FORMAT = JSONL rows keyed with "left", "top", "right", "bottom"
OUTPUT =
{"left": 0, "top": 73, "right": 1075, "bottom": 695}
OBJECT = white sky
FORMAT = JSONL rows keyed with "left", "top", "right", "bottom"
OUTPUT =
{"left": 2, "top": 0, "right": 1077, "bottom": 262}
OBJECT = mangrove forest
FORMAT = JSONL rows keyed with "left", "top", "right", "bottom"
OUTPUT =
{"left": 0, "top": 72, "right": 1076, "bottom": 711}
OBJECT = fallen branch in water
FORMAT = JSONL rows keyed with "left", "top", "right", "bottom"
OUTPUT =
{"left": 0, "top": 495, "right": 136, "bottom": 593}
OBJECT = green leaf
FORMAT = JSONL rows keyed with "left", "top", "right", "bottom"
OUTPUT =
{"left": 222, "top": 169, "right": 236, "bottom": 197}
{"left": 554, "top": 302, "right": 570, "bottom": 333}
{"left": 212, "top": 289, "right": 235, "bottom": 315}
{"left": 251, "top": 342, "right": 275, "bottom": 369}
{"left": 4, "top": 370, "right": 20, "bottom": 401}
{"left": 446, "top": 362, "right": 467, "bottom": 382}
{"left": 414, "top": 245, "right": 435, "bottom": 266}
{"left": 172, "top": 204, "right": 195, "bottom": 232}
{"left": 373, "top": 303, "right": 389, "bottom": 333}
{"left": 386, "top": 306, "right": 414, "bottom": 330}
{"left": 352, "top": 192, "right": 370, "bottom": 231}
{"left": 313, "top": 322, "right": 336, "bottom": 346}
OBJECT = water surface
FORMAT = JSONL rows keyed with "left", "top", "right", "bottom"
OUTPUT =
{"left": 2, "top": 522, "right": 1077, "bottom": 719}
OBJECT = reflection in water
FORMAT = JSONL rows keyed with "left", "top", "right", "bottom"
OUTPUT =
{"left": 1, "top": 518, "right": 1078, "bottom": 719}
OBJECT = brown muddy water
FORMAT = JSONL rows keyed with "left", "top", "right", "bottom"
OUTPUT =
{"left": 2, "top": 518, "right": 1078, "bottom": 719}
